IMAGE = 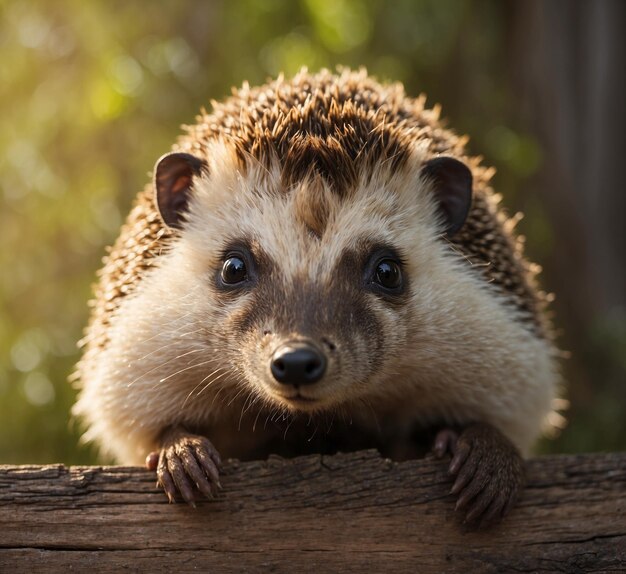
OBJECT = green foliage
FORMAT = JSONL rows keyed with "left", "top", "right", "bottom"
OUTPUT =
{"left": 0, "top": 0, "right": 620, "bottom": 464}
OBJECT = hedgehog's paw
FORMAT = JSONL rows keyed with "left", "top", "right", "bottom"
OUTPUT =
{"left": 151, "top": 426, "right": 222, "bottom": 506}
{"left": 443, "top": 423, "right": 524, "bottom": 527}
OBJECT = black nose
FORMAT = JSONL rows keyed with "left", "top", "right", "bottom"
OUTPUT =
{"left": 270, "top": 342, "right": 327, "bottom": 386}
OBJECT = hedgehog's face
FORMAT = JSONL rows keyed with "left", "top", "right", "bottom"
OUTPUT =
{"left": 205, "top": 232, "right": 408, "bottom": 414}
{"left": 152, "top": 143, "right": 472, "bottom": 415}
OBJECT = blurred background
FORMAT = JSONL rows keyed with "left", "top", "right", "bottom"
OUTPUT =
{"left": 0, "top": 0, "right": 624, "bottom": 464}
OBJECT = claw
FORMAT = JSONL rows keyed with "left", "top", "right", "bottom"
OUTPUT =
{"left": 446, "top": 423, "right": 524, "bottom": 527}
{"left": 195, "top": 443, "right": 222, "bottom": 488}
{"left": 456, "top": 463, "right": 491, "bottom": 508}
{"left": 502, "top": 489, "right": 519, "bottom": 518}
{"left": 450, "top": 445, "right": 480, "bottom": 494}
{"left": 178, "top": 445, "right": 215, "bottom": 499}
{"left": 455, "top": 480, "right": 483, "bottom": 511}
{"left": 480, "top": 493, "right": 507, "bottom": 526}
{"left": 151, "top": 427, "right": 223, "bottom": 505}
{"left": 166, "top": 447, "right": 197, "bottom": 507}
{"left": 465, "top": 486, "right": 494, "bottom": 522}
{"left": 448, "top": 439, "right": 471, "bottom": 476}
{"left": 157, "top": 452, "right": 177, "bottom": 504}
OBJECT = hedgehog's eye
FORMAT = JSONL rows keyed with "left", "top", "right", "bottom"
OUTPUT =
{"left": 221, "top": 256, "right": 247, "bottom": 284}
{"left": 373, "top": 259, "right": 402, "bottom": 290}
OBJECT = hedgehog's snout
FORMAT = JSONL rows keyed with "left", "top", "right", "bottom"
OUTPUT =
{"left": 270, "top": 341, "right": 327, "bottom": 387}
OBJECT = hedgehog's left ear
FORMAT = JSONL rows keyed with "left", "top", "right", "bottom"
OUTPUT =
{"left": 420, "top": 157, "right": 473, "bottom": 237}
{"left": 154, "top": 152, "right": 207, "bottom": 229}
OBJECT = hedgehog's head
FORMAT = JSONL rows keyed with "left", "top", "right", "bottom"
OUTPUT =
{"left": 147, "top": 133, "right": 472, "bottom": 417}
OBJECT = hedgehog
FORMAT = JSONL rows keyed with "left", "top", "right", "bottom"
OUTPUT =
{"left": 73, "top": 68, "right": 560, "bottom": 525}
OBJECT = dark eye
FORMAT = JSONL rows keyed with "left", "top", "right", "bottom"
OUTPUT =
{"left": 221, "top": 256, "right": 247, "bottom": 284}
{"left": 373, "top": 259, "right": 402, "bottom": 290}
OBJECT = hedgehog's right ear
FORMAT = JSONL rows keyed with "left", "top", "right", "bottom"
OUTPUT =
{"left": 154, "top": 152, "right": 207, "bottom": 229}
{"left": 420, "top": 157, "right": 473, "bottom": 237}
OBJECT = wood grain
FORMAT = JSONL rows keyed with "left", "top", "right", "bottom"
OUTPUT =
{"left": 1, "top": 451, "right": 625, "bottom": 572}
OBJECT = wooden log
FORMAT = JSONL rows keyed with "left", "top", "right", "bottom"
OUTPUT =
{"left": 1, "top": 451, "right": 625, "bottom": 573}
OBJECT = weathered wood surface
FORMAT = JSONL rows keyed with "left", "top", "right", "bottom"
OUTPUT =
{"left": 0, "top": 451, "right": 625, "bottom": 573}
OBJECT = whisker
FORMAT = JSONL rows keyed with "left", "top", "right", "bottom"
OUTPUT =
{"left": 181, "top": 367, "right": 227, "bottom": 409}
{"left": 194, "top": 369, "right": 231, "bottom": 398}
{"left": 252, "top": 404, "right": 264, "bottom": 432}
{"left": 307, "top": 421, "right": 319, "bottom": 442}
{"left": 131, "top": 310, "right": 198, "bottom": 351}
{"left": 134, "top": 319, "right": 203, "bottom": 361}
{"left": 326, "top": 414, "right": 335, "bottom": 434}
{"left": 145, "top": 356, "right": 223, "bottom": 393}
{"left": 127, "top": 348, "right": 207, "bottom": 387}
{"left": 210, "top": 386, "right": 228, "bottom": 409}
{"left": 360, "top": 397, "right": 382, "bottom": 434}
{"left": 159, "top": 357, "right": 219, "bottom": 383}
{"left": 227, "top": 386, "right": 248, "bottom": 407}
{"left": 243, "top": 393, "right": 260, "bottom": 415}
{"left": 282, "top": 414, "right": 296, "bottom": 440}
{"left": 238, "top": 393, "right": 257, "bottom": 431}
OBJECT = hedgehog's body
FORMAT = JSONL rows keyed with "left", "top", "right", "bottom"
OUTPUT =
{"left": 74, "top": 69, "right": 559, "bottom": 521}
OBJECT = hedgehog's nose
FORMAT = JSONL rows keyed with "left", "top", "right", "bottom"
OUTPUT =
{"left": 270, "top": 342, "right": 327, "bottom": 386}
